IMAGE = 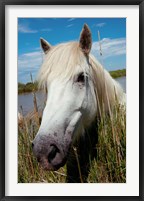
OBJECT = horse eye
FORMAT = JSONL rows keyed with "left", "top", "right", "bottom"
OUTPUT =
{"left": 77, "top": 73, "right": 85, "bottom": 83}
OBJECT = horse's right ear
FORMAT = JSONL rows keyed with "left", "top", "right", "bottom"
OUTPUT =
{"left": 79, "top": 24, "right": 92, "bottom": 55}
{"left": 40, "top": 38, "right": 51, "bottom": 54}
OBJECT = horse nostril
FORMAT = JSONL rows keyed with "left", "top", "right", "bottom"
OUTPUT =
{"left": 48, "top": 145, "right": 60, "bottom": 163}
{"left": 32, "top": 142, "right": 34, "bottom": 149}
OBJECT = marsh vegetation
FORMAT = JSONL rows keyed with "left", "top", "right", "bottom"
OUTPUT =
{"left": 18, "top": 100, "right": 126, "bottom": 183}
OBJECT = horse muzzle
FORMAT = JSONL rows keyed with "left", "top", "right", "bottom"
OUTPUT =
{"left": 32, "top": 133, "right": 71, "bottom": 171}
{"left": 32, "top": 111, "right": 82, "bottom": 171}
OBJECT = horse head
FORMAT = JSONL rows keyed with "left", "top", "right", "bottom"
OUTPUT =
{"left": 32, "top": 24, "right": 97, "bottom": 171}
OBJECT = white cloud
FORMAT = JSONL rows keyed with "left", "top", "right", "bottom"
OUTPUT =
{"left": 67, "top": 18, "right": 75, "bottom": 22}
{"left": 18, "top": 51, "right": 44, "bottom": 70}
{"left": 18, "top": 24, "right": 37, "bottom": 33}
{"left": 67, "top": 24, "right": 74, "bottom": 28}
{"left": 91, "top": 38, "right": 126, "bottom": 59}
{"left": 22, "top": 52, "right": 41, "bottom": 58}
{"left": 18, "top": 37, "right": 126, "bottom": 83}
{"left": 93, "top": 23, "right": 106, "bottom": 28}
{"left": 18, "top": 51, "right": 44, "bottom": 82}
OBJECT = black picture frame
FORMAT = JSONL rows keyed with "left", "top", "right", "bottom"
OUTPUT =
{"left": 0, "top": 0, "right": 144, "bottom": 200}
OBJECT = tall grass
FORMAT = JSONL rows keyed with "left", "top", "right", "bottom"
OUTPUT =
{"left": 18, "top": 100, "right": 126, "bottom": 183}
{"left": 88, "top": 103, "right": 126, "bottom": 183}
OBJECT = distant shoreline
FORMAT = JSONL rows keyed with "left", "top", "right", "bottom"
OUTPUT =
{"left": 109, "top": 69, "right": 126, "bottom": 79}
{"left": 18, "top": 69, "right": 126, "bottom": 94}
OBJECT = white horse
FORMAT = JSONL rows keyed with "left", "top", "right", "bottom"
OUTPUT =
{"left": 32, "top": 24, "right": 125, "bottom": 182}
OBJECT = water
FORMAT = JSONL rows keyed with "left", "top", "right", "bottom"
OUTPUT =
{"left": 18, "top": 76, "right": 126, "bottom": 116}
{"left": 18, "top": 91, "right": 47, "bottom": 116}
{"left": 115, "top": 76, "right": 126, "bottom": 92}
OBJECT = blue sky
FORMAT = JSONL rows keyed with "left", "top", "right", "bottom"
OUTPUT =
{"left": 18, "top": 18, "right": 126, "bottom": 83}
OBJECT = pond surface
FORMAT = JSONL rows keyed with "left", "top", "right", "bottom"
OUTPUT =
{"left": 18, "top": 76, "right": 126, "bottom": 116}
{"left": 115, "top": 76, "right": 126, "bottom": 92}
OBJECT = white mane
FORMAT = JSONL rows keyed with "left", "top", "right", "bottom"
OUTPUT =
{"left": 37, "top": 41, "right": 125, "bottom": 115}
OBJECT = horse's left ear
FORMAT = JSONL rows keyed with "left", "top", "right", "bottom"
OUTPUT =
{"left": 40, "top": 38, "right": 51, "bottom": 54}
{"left": 79, "top": 24, "right": 92, "bottom": 55}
